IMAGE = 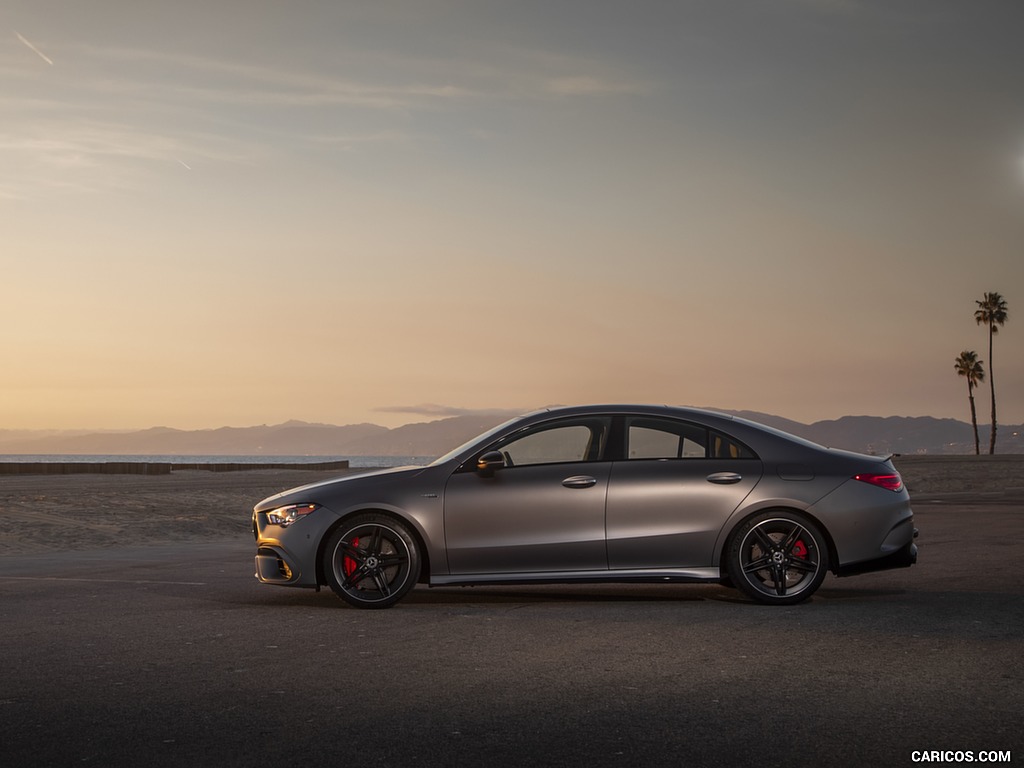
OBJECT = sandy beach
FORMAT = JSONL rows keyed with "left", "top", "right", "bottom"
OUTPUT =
{"left": 0, "top": 456, "right": 1021, "bottom": 556}
{"left": 0, "top": 467, "right": 364, "bottom": 555}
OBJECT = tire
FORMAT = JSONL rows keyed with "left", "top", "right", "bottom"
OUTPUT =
{"left": 322, "top": 514, "right": 420, "bottom": 609}
{"left": 727, "top": 511, "right": 828, "bottom": 605}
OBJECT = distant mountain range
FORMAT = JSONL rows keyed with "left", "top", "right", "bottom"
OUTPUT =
{"left": 0, "top": 410, "right": 1021, "bottom": 457}
{"left": 724, "top": 411, "right": 1022, "bottom": 456}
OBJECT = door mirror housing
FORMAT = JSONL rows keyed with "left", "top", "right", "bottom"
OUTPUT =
{"left": 476, "top": 450, "right": 506, "bottom": 476}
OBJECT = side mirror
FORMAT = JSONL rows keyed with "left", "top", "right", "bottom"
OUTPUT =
{"left": 476, "top": 450, "right": 506, "bottom": 477}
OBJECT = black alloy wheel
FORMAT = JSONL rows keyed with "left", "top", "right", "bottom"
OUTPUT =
{"left": 323, "top": 514, "right": 420, "bottom": 609}
{"left": 728, "top": 511, "right": 828, "bottom": 605}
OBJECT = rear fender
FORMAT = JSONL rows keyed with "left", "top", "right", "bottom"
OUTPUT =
{"left": 806, "top": 479, "right": 914, "bottom": 566}
{"left": 716, "top": 503, "right": 840, "bottom": 579}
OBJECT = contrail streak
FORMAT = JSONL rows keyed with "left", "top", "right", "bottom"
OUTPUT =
{"left": 177, "top": 159, "right": 193, "bottom": 171}
{"left": 15, "top": 31, "right": 55, "bottom": 66}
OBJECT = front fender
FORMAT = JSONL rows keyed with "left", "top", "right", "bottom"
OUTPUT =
{"left": 314, "top": 498, "right": 447, "bottom": 586}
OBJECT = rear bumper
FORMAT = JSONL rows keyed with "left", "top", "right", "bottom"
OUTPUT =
{"left": 835, "top": 528, "right": 918, "bottom": 577}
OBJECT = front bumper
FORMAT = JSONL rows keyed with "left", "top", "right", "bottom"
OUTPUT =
{"left": 252, "top": 507, "right": 334, "bottom": 589}
{"left": 254, "top": 546, "right": 306, "bottom": 586}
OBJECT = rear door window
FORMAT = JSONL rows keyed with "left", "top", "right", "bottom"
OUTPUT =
{"left": 625, "top": 417, "right": 755, "bottom": 460}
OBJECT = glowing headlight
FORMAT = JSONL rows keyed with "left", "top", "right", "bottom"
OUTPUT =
{"left": 267, "top": 503, "right": 320, "bottom": 527}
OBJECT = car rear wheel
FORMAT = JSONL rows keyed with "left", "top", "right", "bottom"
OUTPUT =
{"left": 323, "top": 514, "right": 420, "bottom": 609}
{"left": 727, "top": 511, "right": 828, "bottom": 605}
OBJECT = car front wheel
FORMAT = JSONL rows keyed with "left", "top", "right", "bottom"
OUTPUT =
{"left": 323, "top": 514, "right": 420, "bottom": 609}
{"left": 727, "top": 511, "right": 828, "bottom": 605}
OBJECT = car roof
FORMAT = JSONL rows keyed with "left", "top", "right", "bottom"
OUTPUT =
{"left": 530, "top": 404, "right": 834, "bottom": 456}
{"left": 434, "top": 403, "right": 846, "bottom": 468}
{"left": 538, "top": 403, "right": 737, "bottom": 421}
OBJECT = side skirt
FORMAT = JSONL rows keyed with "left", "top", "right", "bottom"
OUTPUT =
{"left": 429, "top": 567, "right": 721, "bottom": 587}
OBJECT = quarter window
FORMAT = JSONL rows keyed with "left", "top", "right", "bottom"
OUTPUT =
{"left": 710, "top": 431, "right": 754, "bottom": 459}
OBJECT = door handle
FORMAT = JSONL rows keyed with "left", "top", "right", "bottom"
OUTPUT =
{"left": 706, "top": 472, "right": 742, "bottom": 485}
{"left": 562, "top": 475, "right": 597, "bottom": 489}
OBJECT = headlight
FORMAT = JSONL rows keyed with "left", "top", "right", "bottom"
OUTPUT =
{"left": 266, "top": 503, "right": 321, "bottom": 527}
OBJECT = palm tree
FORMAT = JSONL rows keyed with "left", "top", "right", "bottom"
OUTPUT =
{"left": 954, "top": 351, "right": 985, "bottom": 455}
{"left": 974, "top": 292, "right": 1009, "bottom": 454}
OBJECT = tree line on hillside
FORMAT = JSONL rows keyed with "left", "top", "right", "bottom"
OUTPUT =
{"left": 955, "top": 291, "right": 1009, "bottom": 455}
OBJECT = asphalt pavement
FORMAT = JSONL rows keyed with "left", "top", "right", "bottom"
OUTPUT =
{"left": 2, "top": 499, "right": 1021, "bottom": 768}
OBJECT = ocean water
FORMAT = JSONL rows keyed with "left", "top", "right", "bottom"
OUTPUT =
{"left": 0, "top": 454, "right": 434, "bottom": 469}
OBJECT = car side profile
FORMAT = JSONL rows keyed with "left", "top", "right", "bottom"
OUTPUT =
{"left": 252, "top": 405, "right": 917, "bottom": 607}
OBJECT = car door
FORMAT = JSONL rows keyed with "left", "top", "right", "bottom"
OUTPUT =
{"left": 606, "top": 416, "right": 763, "bottom": 569}
{"left": 443, "top": 416, "right": 611, "bottom": 575}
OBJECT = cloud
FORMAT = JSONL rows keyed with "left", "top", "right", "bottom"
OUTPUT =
{"left": 79, "top": 44, "right": 642, "bottom": 110}
{"left": 2, "top": 37, "right": 646, "bottom": 200}
{"left": 303, "top": 130, "right": 412, "bottom": 152}
{"left": 0, "top": 119, "right": 256, "bottom": 199}
{"left": 545, "top": 76, "right": 644, "bottom": 96}
{"left": 81, "top": 46, "right": 474, "bottom": 109}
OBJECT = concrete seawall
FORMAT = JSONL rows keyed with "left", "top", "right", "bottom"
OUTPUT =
{"left": 0, "top": 460, "right": 350, "bottom": 476}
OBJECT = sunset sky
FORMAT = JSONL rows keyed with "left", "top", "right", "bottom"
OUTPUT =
{"left": 2, "top": 0, "right": 1022, "bottom": 431}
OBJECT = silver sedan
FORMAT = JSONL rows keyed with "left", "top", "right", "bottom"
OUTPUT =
{"left": 252, "top": 405, "right": 917, "bottom": 607}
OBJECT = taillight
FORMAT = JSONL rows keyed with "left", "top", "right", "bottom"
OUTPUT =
{"left": 853, "top": 472, "right": 904, "bottom": 492}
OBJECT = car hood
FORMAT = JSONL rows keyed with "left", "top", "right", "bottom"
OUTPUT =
{"left": 253, "top": 465, "right": 428, "bottom": 511}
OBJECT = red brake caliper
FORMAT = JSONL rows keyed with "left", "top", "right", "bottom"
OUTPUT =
{"left": 343, "top": 537, "right": 359, "bottom": 577}
{"left": 792, "top": 540, "right": 808, "bottom": 559}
